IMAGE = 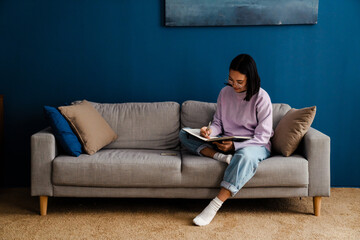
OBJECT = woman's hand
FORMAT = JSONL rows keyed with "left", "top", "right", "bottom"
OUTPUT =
{"left": 200, "top": 126, "right": 212, "bottom": 139}
{"left": 213, "top": 141, "right": 235, "bottom": 153}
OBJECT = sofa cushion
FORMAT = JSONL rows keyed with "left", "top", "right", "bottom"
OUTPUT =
{"left": 58, "top": 100, "right": 118, "bottom": 155}
{"left": 181, "top": 100, "right": 217, "bottom": 128}
{"left": 180, "top": 100, "right": 291, "bottom": 130}
{"left": 52, "top": 149, "right": 182, "bottom": 187}
{"left": 89, "top": 101, "right": 180, "bottom": 149}
{"left": 180, "top": 150, "right": 308, "bottom": 188}
{"left": 43, "top": 106, "right": 82, "bottom": 157}
{"left": 272, "top": 106, "right": 316, "bottom": 157}
{"left": 244, "top": 155, "right": 309, "bottom": 187}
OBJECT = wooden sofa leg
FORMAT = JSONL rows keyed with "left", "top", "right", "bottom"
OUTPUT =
{"left": 40, "top": 196, "right": 48, "bottom": 216}
{"left": 313, "top": 196, "right": 322, "bottom": 216}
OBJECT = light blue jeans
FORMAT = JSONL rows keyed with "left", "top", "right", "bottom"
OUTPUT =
{"left": 179, "top": 128, "right": 270, "bottom": 197}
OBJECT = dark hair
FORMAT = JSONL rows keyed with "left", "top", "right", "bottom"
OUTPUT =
{"left": 229, "top": 54, "right": 261, "bottom": 101}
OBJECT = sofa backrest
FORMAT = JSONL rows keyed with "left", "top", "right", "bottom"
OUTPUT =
{"left": 272, "top": 103, "right": 292, "bottom": 129}
{"left": 180, "top": 100, "right": 291, "bottom": 130}
{"left": 87, "top": 100, "right": 290, "bottom": 149}
{"left": 181, "top": 100, "right": 217, "bottom": 129}
{"left": 90, "top": 101, "right": 180, "bottom": 149}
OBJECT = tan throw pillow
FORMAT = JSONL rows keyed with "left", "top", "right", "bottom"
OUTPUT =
{"left": 58, "top": 100, "right": 118, "bottom": 155}
{"left": 272, "top": 106, "right": 316, "bottom": 157}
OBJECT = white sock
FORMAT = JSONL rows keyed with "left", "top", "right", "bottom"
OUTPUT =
{"left": 213, "top": 152, "right": 233, "bottom": 164}
{"left": 193, "top": 197, "right": 223, "bottom": 226}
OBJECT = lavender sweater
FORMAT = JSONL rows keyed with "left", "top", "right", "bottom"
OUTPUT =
{"left": 210, "top": 86, "right": 273, "bottom": 152}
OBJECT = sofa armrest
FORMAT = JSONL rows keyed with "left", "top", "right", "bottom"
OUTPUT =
{"left": 302, "top": 127, "right": 331, "bottom": 197}
{"left": 31, "top": 127, "right": 58, "bottom": 196}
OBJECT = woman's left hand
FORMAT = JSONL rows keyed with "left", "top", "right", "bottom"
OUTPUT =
{"left": 213, "top": 141, "right": 235, "bottom": 153}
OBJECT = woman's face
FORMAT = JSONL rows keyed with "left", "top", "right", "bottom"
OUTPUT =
{"left": 229, "top": 69, "right": 247, "bottom": 93}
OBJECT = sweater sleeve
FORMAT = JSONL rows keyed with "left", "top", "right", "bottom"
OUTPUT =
{"left": 210, "top": 90, "right": 223, "bottom": 136}
{"left": 234, "top": 92, "right": 273, "bottom": 150}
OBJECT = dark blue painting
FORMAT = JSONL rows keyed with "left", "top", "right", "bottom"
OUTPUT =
{"left": 165, "top": 0, "right": 319, "bottom": 26}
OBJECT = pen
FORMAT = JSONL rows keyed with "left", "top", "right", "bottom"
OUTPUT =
{"left": 206, "top": 121, "right": 211, "bottom": 137}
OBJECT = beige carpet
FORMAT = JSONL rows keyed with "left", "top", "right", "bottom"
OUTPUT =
{"left": 0, "top": 188, "right": 359, "bottom": 240}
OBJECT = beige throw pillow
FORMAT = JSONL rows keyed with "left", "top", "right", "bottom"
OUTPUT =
{"left": 272, "top": 106, "right": 316, "bottom": 157}
{"left": 58, "top": 100, "right": 118, "bottom": 155}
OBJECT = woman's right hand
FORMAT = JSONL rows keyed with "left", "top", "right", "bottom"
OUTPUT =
{"left": 200, "top": 126, "right": 212, "bottom": 139}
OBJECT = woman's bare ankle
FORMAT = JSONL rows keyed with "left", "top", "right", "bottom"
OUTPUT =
{"left": 200, "top": 147, "right": 217, "bottom": 158}
{"left": 217, "top": 188, "right": 231, "bottom": 202}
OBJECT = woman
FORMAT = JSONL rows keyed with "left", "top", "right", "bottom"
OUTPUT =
{"left": 179, "top": 54, "right": 273, "bottom": 226}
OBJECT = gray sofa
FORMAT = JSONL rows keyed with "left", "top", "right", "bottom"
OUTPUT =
{"left": 31, "top": 100, "right": 330, "bottom": 216}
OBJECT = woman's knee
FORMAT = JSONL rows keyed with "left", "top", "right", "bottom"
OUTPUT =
{"left": 232, "top": 148, "right": 260, "bottom": 166}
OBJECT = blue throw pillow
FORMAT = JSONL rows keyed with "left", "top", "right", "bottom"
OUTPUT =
{"left": 43, "top": 106, "right": 82, "bottom": 157}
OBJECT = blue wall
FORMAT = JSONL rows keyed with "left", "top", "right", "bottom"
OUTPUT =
{"left": 1, "top": 0, "right": 359, "bottom": 187}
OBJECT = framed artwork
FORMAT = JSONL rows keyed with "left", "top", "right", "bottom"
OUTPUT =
{"left": 165, "top": 0, "right": 319, "bottom": 27}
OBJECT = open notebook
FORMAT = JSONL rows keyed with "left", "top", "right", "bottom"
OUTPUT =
{"left": 182, "top": 128, "right": 251, "bottom": 142}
